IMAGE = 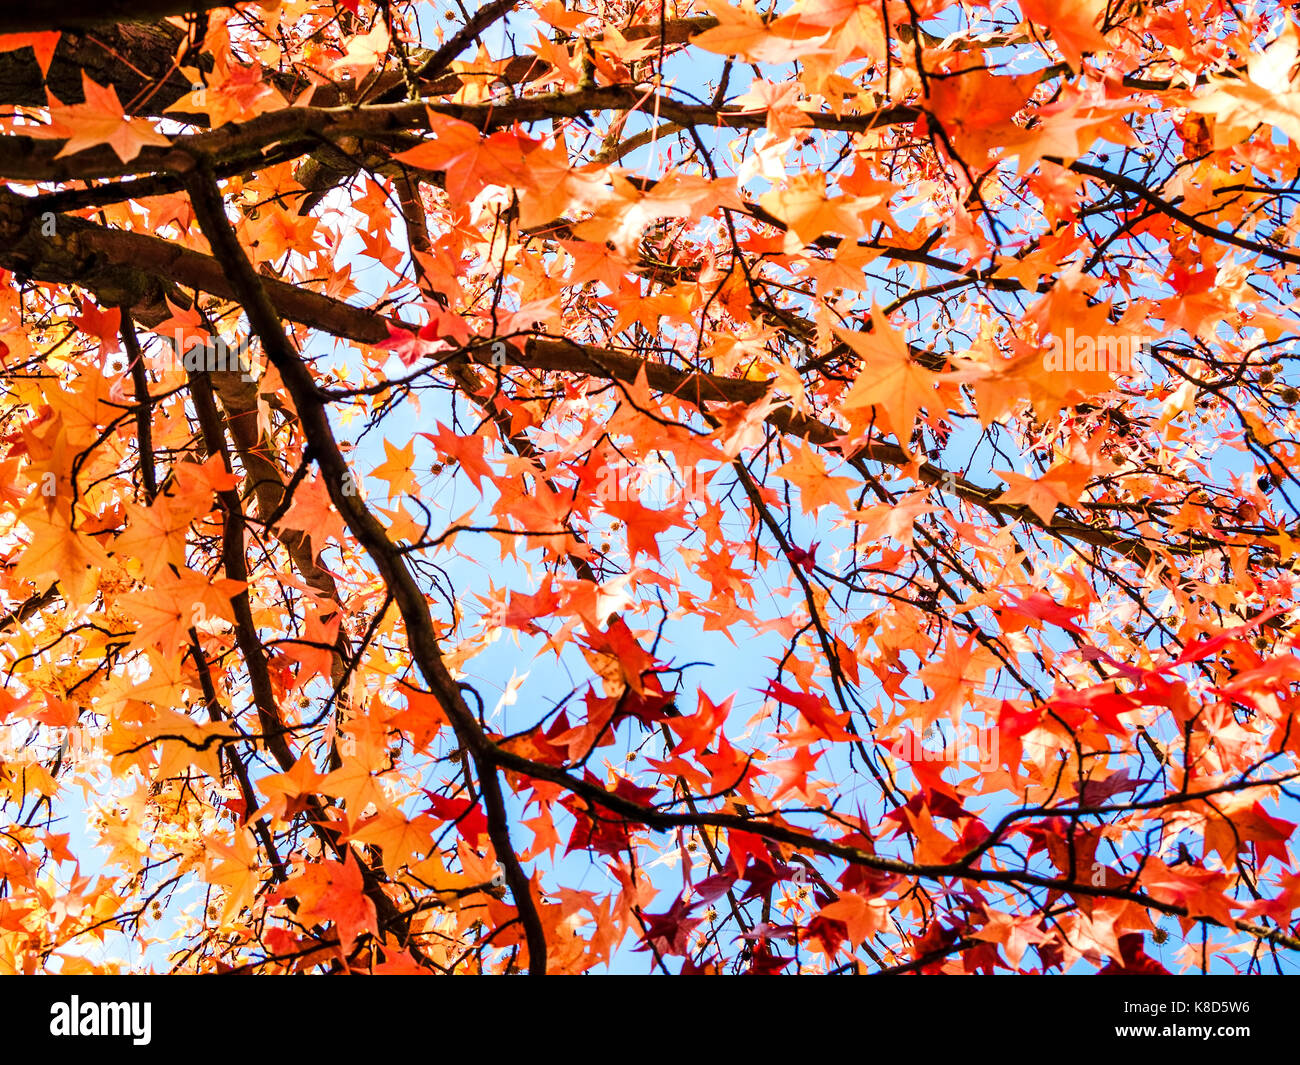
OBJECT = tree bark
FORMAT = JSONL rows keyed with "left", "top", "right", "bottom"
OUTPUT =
{"left": 0, "top": 1, "right": 237, "bottom": 34}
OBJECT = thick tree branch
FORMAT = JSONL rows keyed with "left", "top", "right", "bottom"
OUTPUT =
{"left": 0, "top": 90, "right": 918, "bottom": 184}
{"left": 179, "top": 156, "right": 551, "bottom": 975}
{"left": 0, "top": 190, "right": 1180, "bottom": 566}
{"left": 0, "top": 1, "right": 240, "bottom": 33}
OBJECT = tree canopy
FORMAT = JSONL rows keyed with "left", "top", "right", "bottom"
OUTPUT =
{"left": 2, "top": 0, "right": 1300, "bottom": 975}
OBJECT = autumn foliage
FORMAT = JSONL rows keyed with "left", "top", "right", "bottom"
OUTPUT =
{"left": 2, "top": 0, "right": 1300, "bottom": 975}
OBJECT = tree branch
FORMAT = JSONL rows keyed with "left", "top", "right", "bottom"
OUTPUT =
{"left": 0, "top": 1, "right": 240, "bottom": 33}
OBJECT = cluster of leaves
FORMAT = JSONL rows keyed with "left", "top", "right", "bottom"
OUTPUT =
{"left": 1, "top": 0, "right": 1300, "bottom": 974}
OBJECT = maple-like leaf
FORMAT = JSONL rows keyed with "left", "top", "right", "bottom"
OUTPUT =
{"left": 692, "top": 1, "right": 830, "bottom": 63}
{"left": 971, "top": 910, "right": 1055, "bottom": 969}
{"left": 635, "top": 894, "right": 702, "bottom": 956}
{"left": 275, "top": 472, "right": 347, "bottom": 547}
{"left": 818, "top": 892, "right": 889, "bottom": 945}
{"left": 759, "top": 172, "right": 861, "bottom": 247}
{"left": 370, "top": 437, "right": 418, "bottom": 497}
{"left": 1188, "top": 23, "right": 1300, "bottom": 147}
{"left": 330, "top": 23, "right": 391, "bottom": 79}
{"left": 29, "top": 72, "right": 170, "bottom": 163}
{"left": 0, "top": 32, "right": 59, "bottom": 76}
{"left": 993, "top": 469, "right": 1078, "bottom": 525}
{"left": 12, "top": 504, "right": 110, "bottom": 606}
{"left": 835, "top": 314, "right": 942, "bottom": 449}
{"left": 775, "top": 440, "right": 857, "bottom": 514}
{"left": 393, "top": 113, "right": 539, "bottom": 204}
{"left": 281, "top": 852, "right": 379, "bottom": 954}
{"left": 1018, "top": 0, "right": 1110, "bottom": 70}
